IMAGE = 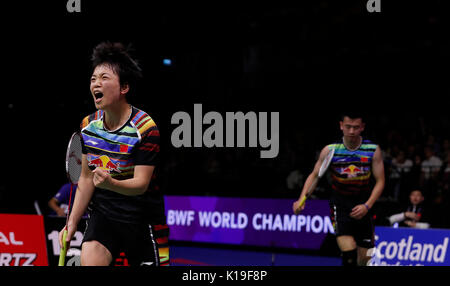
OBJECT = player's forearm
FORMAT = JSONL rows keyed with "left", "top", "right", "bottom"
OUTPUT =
{"left": 299, "top": 173, "right": 317, "bottom": 199}
{"left": 48, "top": 198, "right": 60, "bottom": 212}
{"left": 365, "top": 178, "right": 385, "bottom": 209}
{"left": 107, "top": 177, "right": 149, "bottom": 196}
{"left": 68, "top": 177, "right": 94, "bottom": 228}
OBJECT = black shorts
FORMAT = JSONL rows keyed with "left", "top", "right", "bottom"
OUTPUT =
{"left": 329, "top": 203, "right": 375, "bottom": 249}
{"left": 82, "top": 210, "right": 160, "bottom": 266}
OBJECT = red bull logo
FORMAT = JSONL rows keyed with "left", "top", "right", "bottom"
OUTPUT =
{"left": 88, "top": 155, "right": 121, "bottom": 174}
{"left": 340, "top": 165, "right": 363, "bottom": 178}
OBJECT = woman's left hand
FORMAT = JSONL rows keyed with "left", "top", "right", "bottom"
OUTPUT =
{"left": 92, "top": 168, "right": 114, "bottom": 190}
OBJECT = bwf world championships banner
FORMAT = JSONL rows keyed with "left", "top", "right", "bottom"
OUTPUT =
{"left": 165, "top": 196, "right": 334, "bottom": 249}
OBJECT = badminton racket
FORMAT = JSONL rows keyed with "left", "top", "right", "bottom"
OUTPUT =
{"left": 58, "top": 132, "right": 83, "bottom": 266}
{"left": 295, "top": 147, "right": 335, "bottom": 213}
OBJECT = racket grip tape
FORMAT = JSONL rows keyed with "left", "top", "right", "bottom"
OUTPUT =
{"left": 298, "top": 196, "right": 307, "bottom": 208}
{"left": 296, "top": 176, "right": 318, "bottom": 212}
{"left": 58, "top": 229, "right": 68, "bottom": 266}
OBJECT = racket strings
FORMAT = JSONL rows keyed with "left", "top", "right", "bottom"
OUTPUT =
{"left": 66, "top": 133, "right": 83, "bottom": 184}
{"left": 60, "top": 132, "right": 83, "bottom": 265}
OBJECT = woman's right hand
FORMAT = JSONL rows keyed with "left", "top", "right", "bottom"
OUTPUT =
{"left": 59, "top": 224, "right": 76, "bottom": 249}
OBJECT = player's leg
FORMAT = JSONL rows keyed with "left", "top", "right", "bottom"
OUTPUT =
{"left": 336, "top": 235, "right": 357, "bottom": 250}
{"left": 357, "top": 247, "right": 370, "bottom": 266}
{"left": 80, "top": 210, "right": 115, "bottom": 266}
{"left": 354, "top": 216, "right": 375, "bottom": 266}
{"left": 331, "top": 203, "right": 358, "bottom": 266}
{"left": 81, "top": 240, "right": 113, "bottom": 266}
{"left": 336, "top": 235, "right": 358, "bottom": 266}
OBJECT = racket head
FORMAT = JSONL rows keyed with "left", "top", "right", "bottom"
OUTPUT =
{"left": 65, "top": 132, "right": 83, "bottom": 184}
{"left": 318, "top": 147, "right": 335, "bottom": 178}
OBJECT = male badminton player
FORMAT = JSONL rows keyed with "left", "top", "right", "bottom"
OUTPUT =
{"left": 293, "top": 112, "right": 385, "bottom": 266}
{"left": 59, "top": 42, "right": 167, "bottom": 266}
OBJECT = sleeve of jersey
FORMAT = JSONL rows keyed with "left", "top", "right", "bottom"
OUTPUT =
{"left": 134, "top": 126, "right": 160, "bottom": 166}
{"left": 80, "top": 116, "right": 90, "bottom": 154}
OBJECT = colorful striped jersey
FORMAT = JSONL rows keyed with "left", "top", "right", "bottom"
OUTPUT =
{"left": 80, "top": 106, "right": 165, "bottom": 224}
{"left": 328, "top": 138, "right": 378, "bottom": 200}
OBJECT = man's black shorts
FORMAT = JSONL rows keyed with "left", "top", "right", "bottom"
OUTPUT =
{"left": 330, "top": 203, "right": 375, "bottom": 249}
{"left": 82, "top": 209, "right": 160, "bottom": 266}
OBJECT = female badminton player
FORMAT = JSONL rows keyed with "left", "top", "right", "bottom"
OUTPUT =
{"left": 59, "top": 42, "right": 167, "bottom": 266}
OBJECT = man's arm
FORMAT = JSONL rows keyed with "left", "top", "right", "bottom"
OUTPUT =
{"left": 388, "top": 212, "right": 406, "bottom": 225}
{"left": 292, "top": 146, "right": 330, "bottom": 214}
{"left": 350, "top": 146, "right": 385, "bottom": 219}
{"left": 48, "top": 198, "right": 65, "bottom": 217}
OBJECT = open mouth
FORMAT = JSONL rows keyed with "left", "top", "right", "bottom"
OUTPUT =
{"left": 94, "top": 92, "right": 104, "bottom": 100}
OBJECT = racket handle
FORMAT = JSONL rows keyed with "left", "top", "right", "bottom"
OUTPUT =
{"left": 58, "top": 229, "right": 68, "bottom": 266}
{"left": 298, "top": 196, "right": 307, "bottom": 208}
{"left": 297, "top": 176, "right": 319, "bottom": 210}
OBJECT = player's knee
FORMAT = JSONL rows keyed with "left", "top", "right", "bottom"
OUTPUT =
{"left": 341, "top": 249, "right": 357, "bottom": 266}
{"left": 81, "top": 241, "right": 112, "bottom": 266}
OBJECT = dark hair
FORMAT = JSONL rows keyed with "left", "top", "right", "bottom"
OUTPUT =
{"left": 340, "top": 111, "right": 364, "bottom": 122}
{"left": 91, "top": 41, "right": 143, "bottom": 89}
{"left": 410, "top": 189, "right": 424, "bottom": 196}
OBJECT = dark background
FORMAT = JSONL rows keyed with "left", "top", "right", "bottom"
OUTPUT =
{"left": 1, "top": 1, "right": 449, "bottom": 227}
